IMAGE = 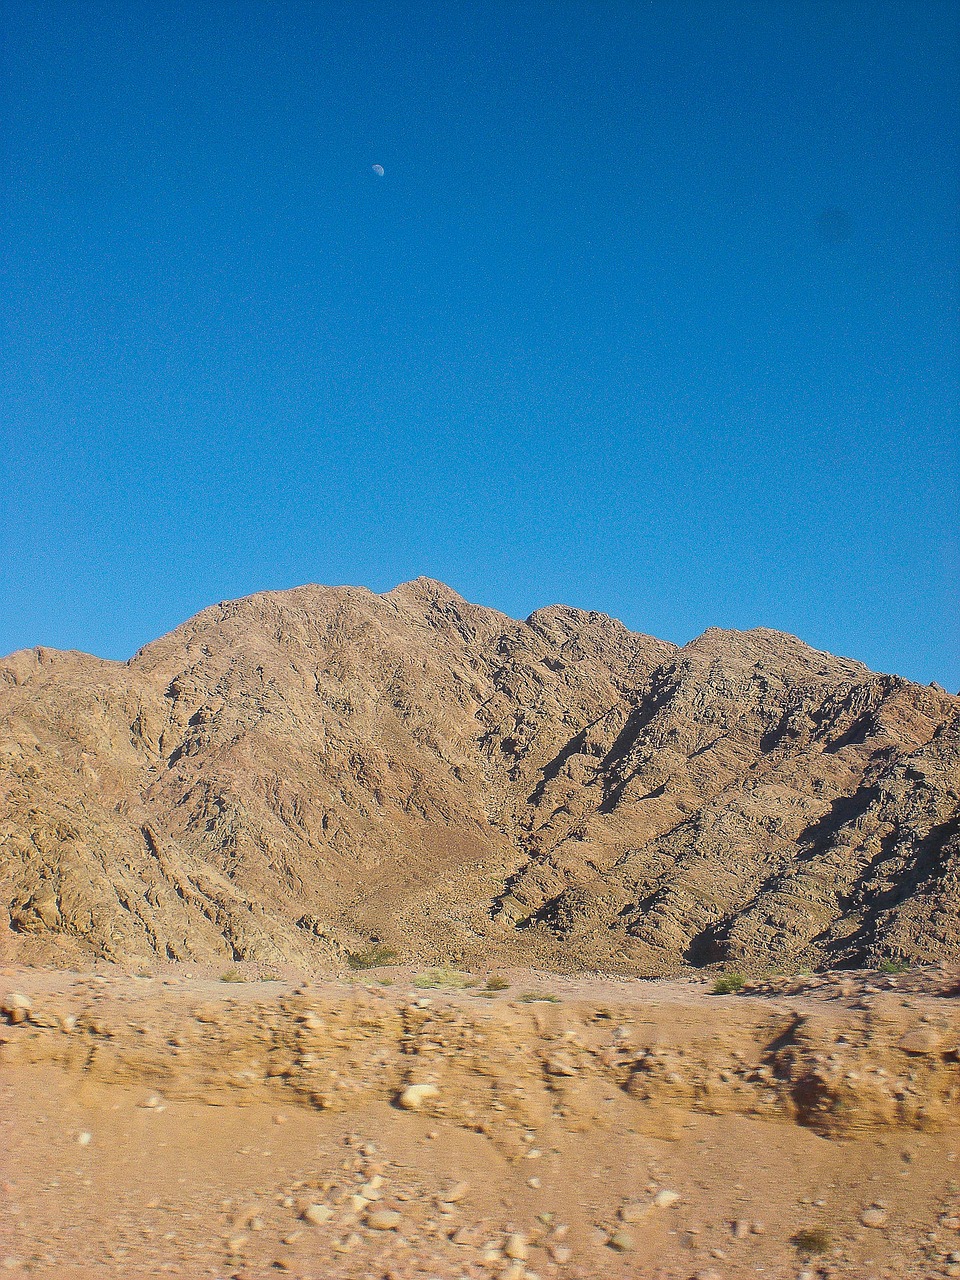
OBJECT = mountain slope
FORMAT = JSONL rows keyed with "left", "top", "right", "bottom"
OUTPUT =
{"left": 1, "top": 579, "right": 957, "bottom": 973}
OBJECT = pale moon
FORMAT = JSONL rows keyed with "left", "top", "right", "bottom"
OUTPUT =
{"left": 372, "top": 164, "right": 384, "bottom": 176}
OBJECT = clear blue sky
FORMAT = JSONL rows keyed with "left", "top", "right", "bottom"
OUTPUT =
{"left": 2, "top": 1, "right": 958, "bottom": 689}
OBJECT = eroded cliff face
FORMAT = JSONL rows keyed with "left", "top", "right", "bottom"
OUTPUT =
{"left": 1, "top": 578, "right": 957, "bottom": 972}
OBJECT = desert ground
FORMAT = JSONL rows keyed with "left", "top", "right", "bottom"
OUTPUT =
{"left": 3, "top": 961, "right": 960, "bottom": 1280}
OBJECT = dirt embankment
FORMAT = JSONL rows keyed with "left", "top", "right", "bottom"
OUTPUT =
{"left": 4, "top": 965, "right": 960, "bottom": 1279}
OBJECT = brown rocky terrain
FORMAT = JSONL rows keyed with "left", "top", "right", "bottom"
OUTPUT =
{"left": 1, "top": 578, "right": 958, "bottom": 974}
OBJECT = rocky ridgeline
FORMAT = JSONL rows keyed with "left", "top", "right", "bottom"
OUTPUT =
{"left": 1, "top": 578, "right": 958, "bottom": 974}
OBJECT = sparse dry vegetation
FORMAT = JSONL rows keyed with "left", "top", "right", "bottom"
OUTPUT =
{"left": 413, "top": 967, "right": 477, "bottom": 989}
{"left": 346, "top": 944, "right": 398, "bottom": 970}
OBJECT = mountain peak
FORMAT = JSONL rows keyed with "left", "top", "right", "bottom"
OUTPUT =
{"left": 2, "top": 580, "right": 957, "bottom": 976}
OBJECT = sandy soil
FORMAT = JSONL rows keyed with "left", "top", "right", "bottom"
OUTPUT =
{"left": 2, "top": 963, "right": 960, "bottom": 1280}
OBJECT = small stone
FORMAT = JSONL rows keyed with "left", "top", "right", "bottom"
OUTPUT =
{"left": 1, "top": 994, "right": 31, "bottom": 1025}
{"left": 366, "top": 1208, "right": 402, "bottom": 1231}
{"left": 504, "top": 1233, "right": 528, "bottom": 1260}
{"left": 527, "top": 1176, "right": 541, "bottom": 1189}
{"left": 750, "top": 1221, "right": 766, "bottom": 1234}
{"left": 444, "top": 1180, "right": 470, "bottom": 1202}
{"left": 549, "top": 1243, "right": 572, "bottom": 1263}
{"left": 226, "top": 1234, "right": 249, "bottom": 1254}
{"left": 398, "top": 1083, "right": 438, "bottom": 1111}
{"left": 899, "top": 1027, "right": 940, "bottom": 1055}
{"left": 301, "top": 1203, "right": 333, "bottom": 1226}
{"left": 732, "top": 1219, "right": 750, "bottom": 1239}
{"left": 608, "top": 1229, "right": 636, "bottom": 1253}
{"left": 142, "top": 1093, "right": 163, "bottom": 1109}
{"left": 653, "top": 1189, "right": 680, "bottom": 1208}
{"left": 77, "top": 1131, "right": 92, "bottom": 1146}
{"left": 860, "top": 1207, "right": 889, "bottom": 1228}
{"left": 619, "top": 1202, "right": 646, "bottom": 1223}
{"left": 333, "top": 1232, "right": 362, "bottom": 1253}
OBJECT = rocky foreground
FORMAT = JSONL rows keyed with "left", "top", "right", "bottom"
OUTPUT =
{"left": 3, "top": 963, "right": 960, "bottom": 1278}
{"left": 2, "top": 578, "right": 959, "bottom": 975}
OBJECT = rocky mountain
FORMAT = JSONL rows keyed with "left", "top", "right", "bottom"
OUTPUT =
{"left": 1, "top": 579, "right": 957, "bottom": 973}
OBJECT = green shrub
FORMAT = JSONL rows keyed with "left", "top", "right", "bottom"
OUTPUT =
{"left": 346, "top": 944, "right": 398, "bottom": 970}
{"left": 219, "top": 968, "right": 245, "bottom": 983}
{"left": 879, "top": 958, "right": 909, "bottom": 975}
{"left": 517, "top": 991, "right": 559, "bottom": 1003}
{"left": 712, "top": 972, "right": 746, "bottom": 995}
{"left": 792, "top": 1226, "right": 832, "bottom": 1255}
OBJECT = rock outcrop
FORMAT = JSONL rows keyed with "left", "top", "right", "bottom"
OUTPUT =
{"left": 1, "top": 578, "right": 957, "bottom": 972}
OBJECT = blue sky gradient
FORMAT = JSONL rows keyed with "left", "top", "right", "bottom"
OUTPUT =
{"left": 2, "top": 1, "right": 958, "bottom": 688}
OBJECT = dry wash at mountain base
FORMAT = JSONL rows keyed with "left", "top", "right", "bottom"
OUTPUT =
{"left": 1, "top": 578, "right": 958, "bottom": 974}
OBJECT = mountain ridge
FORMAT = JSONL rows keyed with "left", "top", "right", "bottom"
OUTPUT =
{"left": 2, "top": 579, "right": 957, "bottom": 974}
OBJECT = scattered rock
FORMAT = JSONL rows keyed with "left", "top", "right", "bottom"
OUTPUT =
{"left": 301, "top": 1203, "right": 332, "bottom": 1226}
{"left": 860, "top": 1206, "right": 889, "bottom": 1228}
{"left": 365, "top": 1208, "right": 402, "bottom": 1231}
{"left": 504, "top": 1232, "right": 528, "bottom": 1260}
{"left": 653, "top": 1189, "right": 680, "bottom": 1208}
{"left": 398, "top": 1083, "right": 438, "bottom": 1110}
{"left": 619, "top": 1202, "right": 646, "bottom": 1223}
{"left": 1, "top": 995, "right": 31, "bottom": 1025}
{"left": 608, "top": 1229, "right": 636, "bottom": 1253}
